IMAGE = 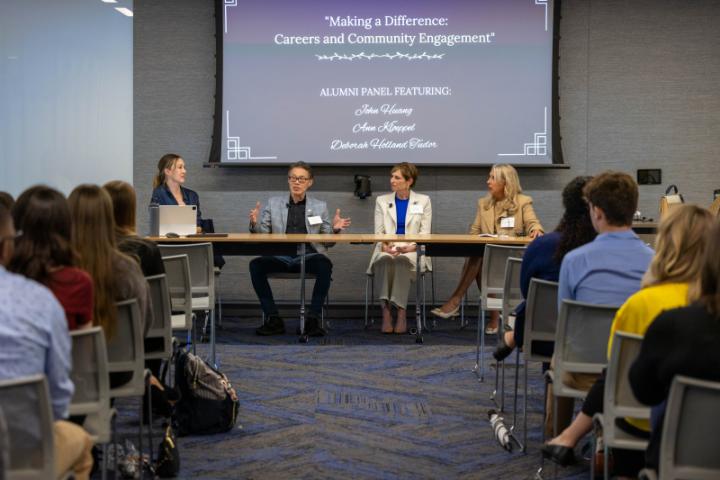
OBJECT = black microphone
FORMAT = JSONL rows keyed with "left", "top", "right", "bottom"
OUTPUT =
{"left": 286, "top": 203, "right": 290, "bottom": 208}
{"left": 389, "top": 203, "right": 393, "bottom": 209}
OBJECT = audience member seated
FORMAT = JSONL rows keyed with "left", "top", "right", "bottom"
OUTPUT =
{"left": 630, "top": 219, "right": 720, "bottom": 475}
{"left": 493, "top": 176, "right": 596, "bottom": 361}
{"left": 248, "top": 161, "right": 351, "bottom": 337}
{"left": 104, "top": 180, "right": 164, "bottom": 277}
{"left": 546, "top": 171, "right": 654, "bottom": 437}
{"left": 368, "top": 162, "right": 432, "bottom": 334}
{"left": 0, "top": 191, "right": 13, "bottom": 210}
{"left": 542, "top": 204, "right": 714, "bottom": 475}
{"left": 431, "top": 163, "right": 544, "bottom": 333}
{"left": 68, "top": 185, "right": 152, "bottom": 388}
{"left": 9, "top": 185, "right": 94, "bottom": 330}
{"left": 103, "top": 180, "right": 176, "bottom": 414}
{"left": 0, "top": 204, "right": 93, "bottom": 479}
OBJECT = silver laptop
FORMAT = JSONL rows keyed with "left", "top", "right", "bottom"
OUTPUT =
{"left": 159, "top": 205, "right": 197, "bottom": 236}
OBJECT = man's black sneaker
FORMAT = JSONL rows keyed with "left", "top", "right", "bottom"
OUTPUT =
{"left": 304, "top": 314, "right": 326, "bottom": 337}
{"left": 256, "top": 315, "right": 286, "bottom": 336}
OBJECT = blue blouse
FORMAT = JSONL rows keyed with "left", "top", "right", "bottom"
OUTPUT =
{"left": 150, "top": 184, "right": 202, "bottom": 226}
{"left": 395, "top": 196, "right": 409, "bottom": 234}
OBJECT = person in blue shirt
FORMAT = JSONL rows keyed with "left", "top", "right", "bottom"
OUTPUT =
{"left": 493, "top": 176, "right": 597, "bottom": 361}
{"left": 544, "top": 171, "right": 654, "bottom": 452}
{"left": 150, "top": 153, "right": 203, "bottom": 229}
{"left": 0, "top": 204, "right": 93, "bottom": 479}
{"left": 367, "top": 163, "right": 432, "bottom": 334}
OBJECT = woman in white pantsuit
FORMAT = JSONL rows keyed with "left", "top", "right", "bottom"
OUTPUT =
{"left": 368, "top": 163, "right": 432, "bottom": 334}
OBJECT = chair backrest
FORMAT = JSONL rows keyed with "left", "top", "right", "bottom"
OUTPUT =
{"left": 660, "top": 375, "right": 720, "bottom": 479}
{"left": 162, "top": 254, "right": 193, "bottom": 330}
{"left": 158, "top": 243, "right": 214, "bottom": 304}
{"left": 605, "top": 331, "right": 649, "bottom": 420}
{"left": 553, "top": 299, "right": 618, "bottom": 397}
{"left": 481, "top": 244, "right": 526, "bottom": 300}
{"left": 106, "top": 299, "right": 144, "bottom": 395}
{"left": 0, "top": 406, "right": 8, "bottom": 480}
{"left": 145, "top": 274, "right": 173, "bottom": 359}
{"left": 0, "top": 375, "right": 55, "bottom": 479}
{"left": 69, "top": 327, "right": 110, "bottom": 417}
{"left": 501, "top": 257, "right": 524, "bottom": 319}
{"left": 523, "top": 279, "right": 559, "bottom": 363}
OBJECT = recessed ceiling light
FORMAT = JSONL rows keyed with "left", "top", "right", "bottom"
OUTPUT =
{"left": 115, "top": 7, "right": 133, "bottom": 17}
{"left": 101, "top": 0, "right": 118, "bottom": 3}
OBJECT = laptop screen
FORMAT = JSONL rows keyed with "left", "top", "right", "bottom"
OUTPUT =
{"left": 158, "top": 205, "right": 197, "bottom": 236}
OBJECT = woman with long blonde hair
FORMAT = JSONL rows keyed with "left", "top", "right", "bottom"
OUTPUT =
{"left": 543, "top": 204, "right": 714, "bottom": 473}
{"left": 431, "top": 164, "right": 544, "bottom": 333}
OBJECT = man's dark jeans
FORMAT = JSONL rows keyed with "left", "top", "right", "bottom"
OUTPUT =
{"left": 249, "top": 254, "right": 332, "bottom": 316}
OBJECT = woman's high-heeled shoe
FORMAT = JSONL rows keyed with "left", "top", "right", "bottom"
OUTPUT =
{"left": 431, "top": 305, "right": 460, "bottom": 319}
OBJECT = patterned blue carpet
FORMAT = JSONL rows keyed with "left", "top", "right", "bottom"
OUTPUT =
{"left": 113, "top": 316, "right": 589, "bottom": 479}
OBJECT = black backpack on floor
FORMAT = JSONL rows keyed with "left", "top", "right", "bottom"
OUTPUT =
{"left": 172, "top": 348, "right": 240, "bottom": 436}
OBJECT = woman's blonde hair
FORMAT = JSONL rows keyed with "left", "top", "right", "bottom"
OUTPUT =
{"left": 153, "top": 153, "right": 182, "bottom": 189}
{"left": 642, "top": 204, "right": 714, "bottom": 289}
{"left": 486, "top": 163, "right": 522, "bottom": 213}
{"left": 68, "top": 184, "right": 126, "bottom": 339}
{"left": 103, "top": 180, "right": 137, "bottom": 236}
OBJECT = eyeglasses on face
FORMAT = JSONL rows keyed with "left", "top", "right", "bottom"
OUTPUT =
{"left": 288, "top": 175, "right": 310, "bottom": 184}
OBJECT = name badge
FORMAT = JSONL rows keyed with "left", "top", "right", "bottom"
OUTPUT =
{"left": 500, "top": 217, "right": 515, "bottom": 229}
{"left": 409, "top": 204, "right": 424, "bottom": 215}
{"left": 308, "top": 215, "right": 322, "bottom": 226}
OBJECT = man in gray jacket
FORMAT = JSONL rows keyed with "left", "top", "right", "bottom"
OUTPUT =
{"left": 249, "top": 161, "right": 351, "bottom": 336}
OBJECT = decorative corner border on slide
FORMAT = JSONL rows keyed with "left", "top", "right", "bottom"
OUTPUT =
{"left": 497, "top": 107, "right": 548, "bottom": 158}
{"left": 225, "top": 110, "right": 278, "bottom": 162}
{"left": 535, "top": 0, "right": 549, "bottom": 32}
{"left": 223, "top": 0, "right": 238, "bottom": 34}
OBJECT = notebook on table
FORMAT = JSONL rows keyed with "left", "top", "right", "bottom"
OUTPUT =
{"left": 159, "top": 205, "right": 197, "bottom": 236}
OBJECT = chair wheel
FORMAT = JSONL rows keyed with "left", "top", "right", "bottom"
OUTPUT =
{"left": 299, "top": 335, "right": 309, "bottom": 343}
{"left": 415, "top": 336, "right": 423, "bottom": 344}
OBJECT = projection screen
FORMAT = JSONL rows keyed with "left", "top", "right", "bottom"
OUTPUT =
{"left": 212, "top": 0, "right": 560, "bottom": 166}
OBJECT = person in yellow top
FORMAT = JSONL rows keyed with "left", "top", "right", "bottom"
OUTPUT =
{"left": 542, "top": 204, "right": 715, "bottom": 471}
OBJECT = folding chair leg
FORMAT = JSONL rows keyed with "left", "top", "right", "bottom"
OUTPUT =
{"left": 474, "top": 310, "right": 481, "bottom": 376}
{"left": 364, "top": 275, "right": 370, "bottom": 329}
{"left": 146, "top": 373, "right": 154, "bottom": 464}
{"left": 523, "top": 349, "right": 529, "bottom": 453}
{"left": 191, "top": 313, "right": 197, "bottom": 355}
{"left": 210, "top": 309, "right": 216, "bottom": 367}
{"left": 371, "top": 276, "right": 375, "bottom": 326}
{"left": 216, "top": 273, "right": 223, "bottom": 328}
{"left": 113, "top": 413, "right": 118, "bottom": 478}
{"left": 139, "top": 395, "right": 144, "bottom": 480}
{"left": 479, "top": 308, "right": 487, "bottom": 382}
{"left": 101, "top": 443, "right": 108, "bottom": 480}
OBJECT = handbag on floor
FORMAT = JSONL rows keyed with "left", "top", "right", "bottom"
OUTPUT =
{"left": 154, "top": 423, "right": 180, "bottom": 477}
{"left": 172, "top": 348, "right": 240, "bottom": 436}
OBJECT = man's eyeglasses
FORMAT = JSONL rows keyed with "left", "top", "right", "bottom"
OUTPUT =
{"left": 288, "top": 175, "right": 310, "bottom": 184}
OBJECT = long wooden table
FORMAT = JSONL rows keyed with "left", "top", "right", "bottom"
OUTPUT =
{"left": 151, "top": 233, "right": 531, "bottom": 344}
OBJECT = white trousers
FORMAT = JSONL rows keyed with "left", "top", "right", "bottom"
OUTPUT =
{"left": 372, "top": 252, "right": 417, "bottom": 309}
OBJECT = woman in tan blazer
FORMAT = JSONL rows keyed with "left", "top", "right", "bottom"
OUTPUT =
{"left": 368, "top": 163, "right": 432, "bottom": 334}
{"left": 431, "top": 164, "right": 543, "bottom": 333}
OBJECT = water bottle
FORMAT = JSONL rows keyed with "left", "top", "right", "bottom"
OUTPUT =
{"left": 148, "top": 203, "right": 160, "bottom": 236}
